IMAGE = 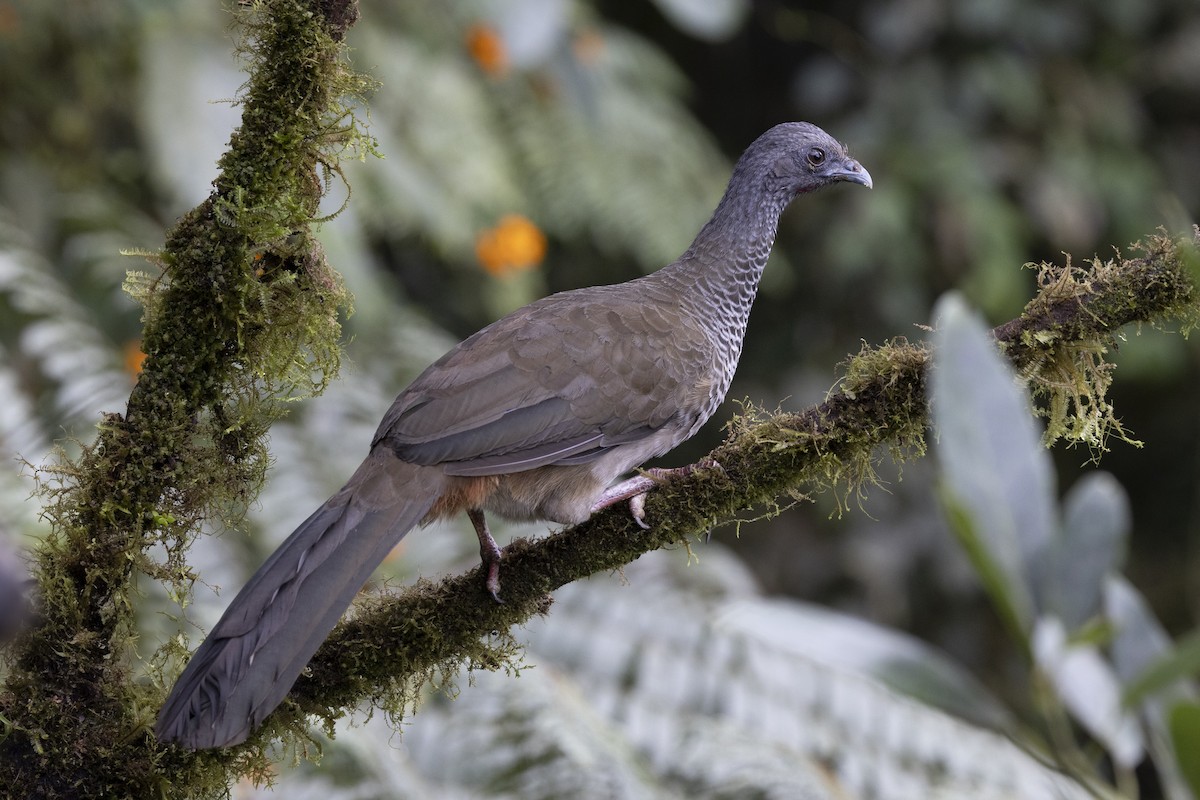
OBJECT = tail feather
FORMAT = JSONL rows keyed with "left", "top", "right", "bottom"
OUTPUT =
{"left": 156, "top": 450, "right": 442, "bottom": 749}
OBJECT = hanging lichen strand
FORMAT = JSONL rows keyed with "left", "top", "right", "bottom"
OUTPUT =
{"left": 0, "top": 2, "right": 367, "bottom": 798}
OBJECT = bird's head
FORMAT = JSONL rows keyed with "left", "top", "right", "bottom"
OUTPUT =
{"left": 680, "top": 121, "right": 872, "bottom": 263}
{"left": 749, "top": 122, "right": 873, "bottom": 197}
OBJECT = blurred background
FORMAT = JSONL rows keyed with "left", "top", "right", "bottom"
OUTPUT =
{"left": 1, "top": 0, "right": 1198, "bottom": 796}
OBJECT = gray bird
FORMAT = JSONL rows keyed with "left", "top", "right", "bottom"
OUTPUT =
{"left": 156, "top": 121, "right": 872, "bottom": 749}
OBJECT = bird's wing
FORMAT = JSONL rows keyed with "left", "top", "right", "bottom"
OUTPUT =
{"left": 374, "top": 283, "right": 716, "bottom": 475}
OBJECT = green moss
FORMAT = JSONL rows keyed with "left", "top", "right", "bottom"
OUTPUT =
{"left": 999, "top": 230, "right": 1198, "bottom": 453}
{"left": 713, "top": 340, "right": 930, "bottom": 519}
{"left": 284, "top": 577, "right": 528, "bottom": 747}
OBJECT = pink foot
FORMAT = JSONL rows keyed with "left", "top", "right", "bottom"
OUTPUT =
{"left": 591, "top": 460, "right": 723, "bottom": 529}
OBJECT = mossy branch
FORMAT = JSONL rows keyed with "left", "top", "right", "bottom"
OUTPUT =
{"left": 996, "top": 232, "right": 1198, "bottom": 446}
{"left": 0, "top": 1, "right": 365, "bottom": 798}
{"left": 260, "top": 231, "right": 1198, "bottom": 750}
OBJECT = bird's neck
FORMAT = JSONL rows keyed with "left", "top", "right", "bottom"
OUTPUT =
{"left": 659, "top": 177, "right": 794, "bottom": 337}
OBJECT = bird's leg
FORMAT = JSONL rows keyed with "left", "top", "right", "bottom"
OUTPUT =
{"left": 592, "top": 459, "right": 724, "bottom": 529}
{"left": 467, "top": 508, "right": 503, "bottom": 603}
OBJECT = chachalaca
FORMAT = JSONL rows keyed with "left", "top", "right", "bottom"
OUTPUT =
{"left": 156, "top": 121, "right": 872, "bottom": 748}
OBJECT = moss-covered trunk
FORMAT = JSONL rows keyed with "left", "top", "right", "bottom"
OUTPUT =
{"left": 0, "top": 2, "right": 364, "bottom": 796}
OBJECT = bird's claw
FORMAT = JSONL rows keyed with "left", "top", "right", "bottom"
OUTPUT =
{"left": 484, "top": 555, "right": 504, "bottom": 604}
{"left": 629, "top": 493, "right": 650, "bottom": 529}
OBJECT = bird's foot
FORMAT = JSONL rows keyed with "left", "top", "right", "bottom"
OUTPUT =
{"left": 591, "top": 474, "right": 657, "bottom": 527}
{"left": 468, "top": 509, "right": 504, "bottom": 603}
{"left": 592, "top": 460, "right": 724, "bottom": 530}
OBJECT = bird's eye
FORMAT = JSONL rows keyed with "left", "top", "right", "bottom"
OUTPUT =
{"left": 807, "top": 147, "right": 826, "bottom": 167}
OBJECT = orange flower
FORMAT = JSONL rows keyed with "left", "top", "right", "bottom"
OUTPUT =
{"left": 475, "top": 215, "right": 547, "bottom": 278}
{"left": 123, "top": 340, "right": 147, "bottom": 378}
{"left": 466, "top": 24, "right": 508, "bottom": 76}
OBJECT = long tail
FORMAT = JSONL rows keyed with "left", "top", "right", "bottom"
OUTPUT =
{"left": 156, "top": 449, "right": 442, "bottom": 749}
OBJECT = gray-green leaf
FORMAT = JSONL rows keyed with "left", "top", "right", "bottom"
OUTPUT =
{"left": 930, "top": 293, "right": 1055, "bottom": 637}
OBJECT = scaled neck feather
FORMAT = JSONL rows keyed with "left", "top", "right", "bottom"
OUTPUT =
{"left": 657, "top": 165, "right": 795, "bottom": 333}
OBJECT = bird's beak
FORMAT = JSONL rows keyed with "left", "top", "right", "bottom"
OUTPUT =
{"left": 831, "top": 158, "right": 873, "bottom": 189}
